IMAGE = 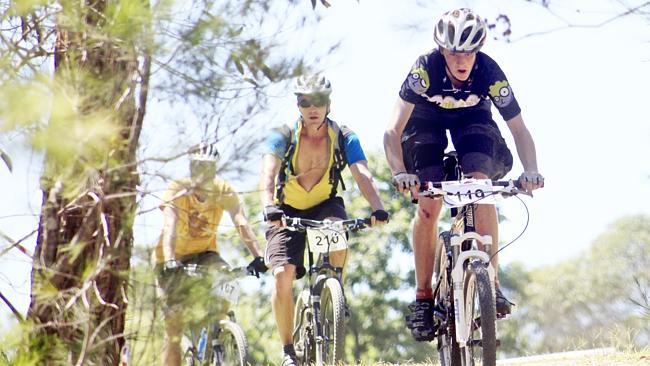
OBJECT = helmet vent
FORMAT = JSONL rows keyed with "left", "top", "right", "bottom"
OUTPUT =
{"left": 471, "top": 29, "right": 484, "bottom": 46}
{"left": 447, "top": 23, "right": 455, "bottom": 46}
{"left": 460, "top": 26, "right": 472, "bottom": 45}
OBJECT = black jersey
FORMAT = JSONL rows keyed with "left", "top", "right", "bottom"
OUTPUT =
{"left": 399, "top": 49, "right": 521, "bottom": 126}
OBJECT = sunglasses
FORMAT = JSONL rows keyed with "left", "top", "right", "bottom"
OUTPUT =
{"left": 298, "top": 95, "right": 329, "bottom": 108}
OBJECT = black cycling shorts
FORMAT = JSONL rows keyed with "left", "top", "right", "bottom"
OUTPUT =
{"left": 265, "top": 196, "right": 347, "bottom": 279}
{"left": 401, "top": 118, "right": 513, "bottom": 183}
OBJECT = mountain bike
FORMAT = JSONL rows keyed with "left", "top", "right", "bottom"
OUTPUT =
{"left": 285, "top": 216, "right": 370, "bottom": 366}
{"left": 419, "top": 174, "right": 525, "bottom": 366}
{"left": 179, "top": 264, "right": 253, "bottom": 366}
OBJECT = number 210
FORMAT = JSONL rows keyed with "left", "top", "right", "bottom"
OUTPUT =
{"left": 315, "top": 234, "right": 340, "bottom": 246}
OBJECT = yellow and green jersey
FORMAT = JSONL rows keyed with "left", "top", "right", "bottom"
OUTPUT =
{"left": 153, "top": 177, "right": 239, "bottom": 263}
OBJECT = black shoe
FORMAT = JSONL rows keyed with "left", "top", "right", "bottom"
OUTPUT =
{"left": 495, "top": 287, "right": 514, "bottom": 316}
{"left": 405, "top": 299, "right": 438, "bottom": 341}
{"left": 281, "top": 352, "right": 300, "bottom": 366}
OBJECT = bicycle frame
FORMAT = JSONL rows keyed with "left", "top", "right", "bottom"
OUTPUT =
{"left": 178, "top": 265, "right": 251, "bottom": 366}
{"left": 288, "top": 217, "right": 368, "bottom": 366}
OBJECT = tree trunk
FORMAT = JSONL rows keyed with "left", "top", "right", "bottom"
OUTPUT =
{"left": 26, "top": 1, "right": 149, "bottom": 365}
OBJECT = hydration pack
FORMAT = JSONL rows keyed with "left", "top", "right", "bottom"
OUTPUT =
{"left": 275, "top": 118, "right": 353, "bottom": 204}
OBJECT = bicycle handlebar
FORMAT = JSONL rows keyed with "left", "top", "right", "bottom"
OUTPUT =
{"left": 282, "top": 216, "right": 371, "bottom": 232}
{"left": 181, "top": 263, "right": 254, "bottom": 278}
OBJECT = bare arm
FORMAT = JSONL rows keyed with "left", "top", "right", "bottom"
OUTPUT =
{"left": 161, "top": 206, "right": 179, "bottom": 262}
{"left": 506, "top": 113, "right": 544, "bottom": 192}
{"left": 505, "top": 113, "right": 539, "bottom": 173}
{"left": 259, "top": 154, "right": 282, "bottom": 207}
{"left": 228, "top": 203, "right": 263, "bottom": 258}
{"left": 383, "top": 98, "right": 415, "bottom": 175}
{"left": 349, "top": 161, "right": 385, "bottom": 212}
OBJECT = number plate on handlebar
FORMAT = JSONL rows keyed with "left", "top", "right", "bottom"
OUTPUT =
{"left": 441, "top": 179, "right": 496, "bottom": 207}
{"left": 306, "top": 228, "right": 348, "bottom": 254}
{"left": 213, "top": 280, "right": 241, "bottom": 304}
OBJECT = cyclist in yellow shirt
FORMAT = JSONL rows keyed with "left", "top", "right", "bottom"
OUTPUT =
{"left": 154, "top": 143, "right": 267, "bottom": 366}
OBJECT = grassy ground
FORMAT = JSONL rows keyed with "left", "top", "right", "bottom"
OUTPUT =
{"left": 340, "top": 349, "right": 650, "bottom": 366}
{"left": 497, "top": 349, "right": 650, "bottom": 366}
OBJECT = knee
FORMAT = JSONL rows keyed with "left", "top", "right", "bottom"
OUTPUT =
{"left": 416, "top": 198, "right": 442, "bottom": 224}
{"left": 273, "top": 266, "right": 295, "bottom": 294}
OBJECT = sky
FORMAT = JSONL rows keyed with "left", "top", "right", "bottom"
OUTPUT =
{"left": 1, "top": 0, "right": 650, "bottom": 328}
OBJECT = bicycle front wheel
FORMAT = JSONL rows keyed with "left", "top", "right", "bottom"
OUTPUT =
{"left": 462, "top": 261, "right": 497, "bottom": 366}
{"left": 320, "top": 277, "right": 346, "bottom": 364}
{"left": 213, "top": 320, "right": 248, "bottom": 366}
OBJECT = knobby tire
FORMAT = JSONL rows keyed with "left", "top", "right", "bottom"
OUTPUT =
{"left": 320, "top": 277, "right": 346, "bottom": 365}
{"left": 462, "top": 261, "right": 497, "bottom": 366}
{"left": 214, "top": 320, "right": 248, "bottom": 366}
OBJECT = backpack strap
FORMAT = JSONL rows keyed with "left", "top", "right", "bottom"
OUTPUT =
{"left": 275, "top": 119, "right": 355, "bottom": 203}
{"left": 275, "top": 121, "right": 299, "bottom": 204}
{"left": 328, "top": 120, "right": 353, "bottom": 198}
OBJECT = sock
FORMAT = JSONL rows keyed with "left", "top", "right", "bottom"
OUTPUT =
{"left": 416, "top": 287, "right": 433, "bottom": 300}
{"left": 283, "top": 344, "right": 295, "bottom": 355}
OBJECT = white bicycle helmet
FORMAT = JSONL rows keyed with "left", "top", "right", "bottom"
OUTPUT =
{"left": 434, "top": 8, "right": 487, "bottom": 53}
{"left": 189, "top": 142, "right": 219, "bottom": 164}
{"left": 293, "top": 73, "right": 332, "bottom": 96}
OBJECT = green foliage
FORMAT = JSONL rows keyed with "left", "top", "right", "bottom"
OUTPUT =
{"left": 6, "top": 0, "right": 49, "bottom": 16}
{"left": 104, "top": 0, "right": 152, "bottom": 44}
{"left": 0, "top": 79, "right": 50, "bottom": 131}
{"left": 516, "top": 215, "right": 650, "bottom": 354}
{"left": 0, "top": 320, "right": 68, "bottom": 366}
{"left": 495, "top": 262, "right": 533, "bottom": 356}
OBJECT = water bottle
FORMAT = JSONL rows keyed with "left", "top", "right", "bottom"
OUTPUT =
{"left": 197, "top": 327, "right": 208, "bottom": 361}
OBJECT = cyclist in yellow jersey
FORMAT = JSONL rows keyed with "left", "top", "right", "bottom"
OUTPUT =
{"left": 259, "top": 74, "right": 389, "bottom": 366}
{"left": 154, "top": 143, "right": 267, "bottom": 366}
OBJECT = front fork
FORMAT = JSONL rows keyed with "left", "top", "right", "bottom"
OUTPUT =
{"left": 449, "top": 232, "right": 496, "bottom": 347}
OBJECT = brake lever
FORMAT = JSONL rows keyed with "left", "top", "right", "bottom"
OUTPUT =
{"left": 500, "top": 183, "right": 533, "bottom": 198}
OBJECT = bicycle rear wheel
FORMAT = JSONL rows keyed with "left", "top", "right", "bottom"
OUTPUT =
{"left": 293, "top": 289, "right": 315, "bottom": 364}
{"left": 213, "top": 320, "right": 248, "bottom": 366}
{"left": 320, "top": 277, "right": 346, "bottom": 364}
{"left": 436, "top": 232, "right": 461, "bottom": 366}
{"left": 461, "top": 261, "right": 497, "bottom": 366}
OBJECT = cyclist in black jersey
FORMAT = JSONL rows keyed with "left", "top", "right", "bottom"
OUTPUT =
{"left": 383, "top": 8, "right": 544, "bottom": 341}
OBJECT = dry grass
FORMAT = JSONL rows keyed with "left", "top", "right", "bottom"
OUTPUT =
{"left": 340, "top": 348, "right": 650, "bottom": 366}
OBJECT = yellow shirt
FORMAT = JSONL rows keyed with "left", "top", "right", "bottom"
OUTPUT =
{"left": 281, "top": 124, "right": 335, "bottom": 210}
{"left": 154, "top": 177, "right": 239, "bottom": 263}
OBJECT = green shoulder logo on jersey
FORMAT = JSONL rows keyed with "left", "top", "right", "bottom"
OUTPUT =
{"left": 407, "top": 67, "right": 430, "bottom": 95}
{"left": 488, "top": 80, "right": 513, "bottom": 108}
